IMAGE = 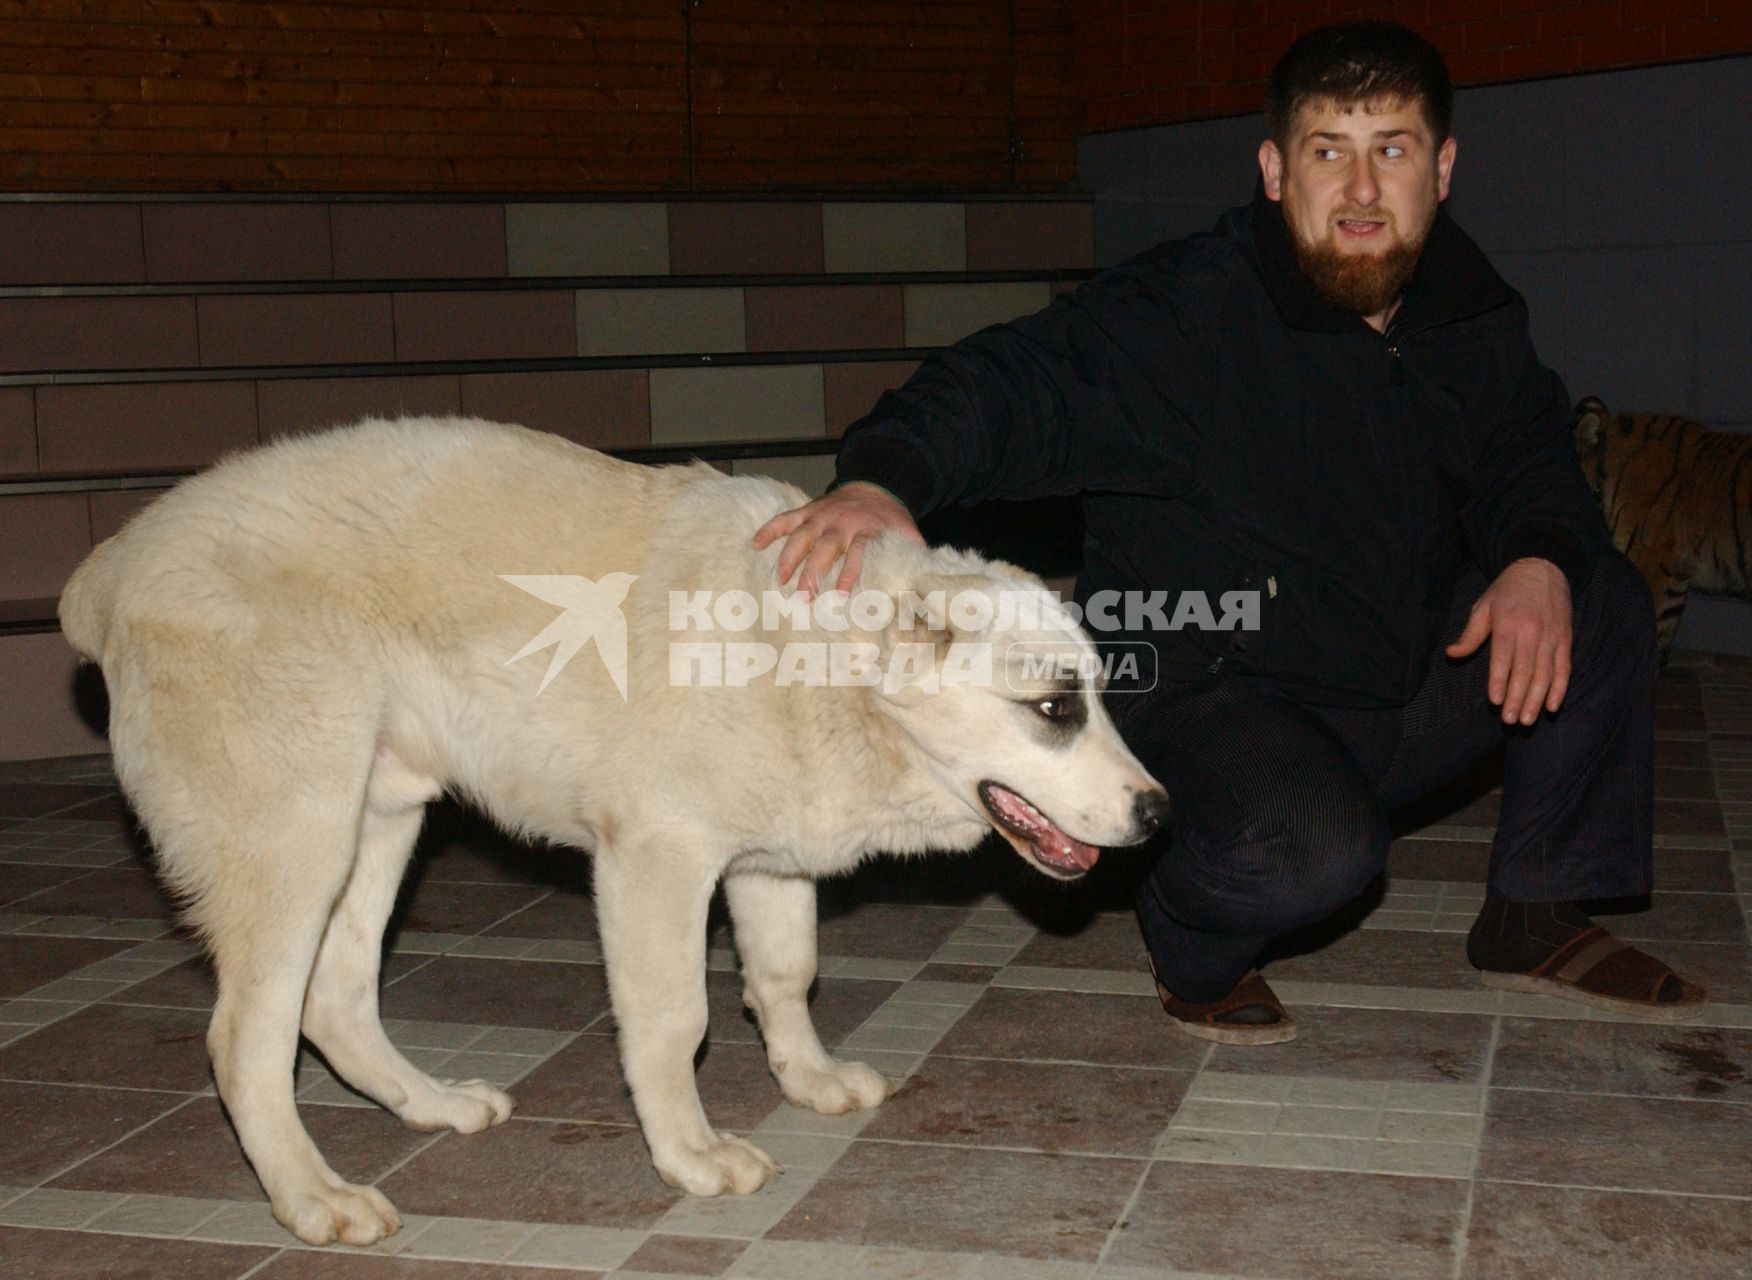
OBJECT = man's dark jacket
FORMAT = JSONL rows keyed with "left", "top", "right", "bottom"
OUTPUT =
{"left": 833, "top": 191, "right": 1610, "bottom": 708}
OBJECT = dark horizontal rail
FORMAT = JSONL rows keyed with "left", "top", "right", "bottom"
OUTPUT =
{"left": 0, "top": 268, "right": 1095, "bottom": 300}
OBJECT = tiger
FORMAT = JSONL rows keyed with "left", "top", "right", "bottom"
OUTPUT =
{"left": 1573, "top": 396, "right": 1752, "bottom": 659}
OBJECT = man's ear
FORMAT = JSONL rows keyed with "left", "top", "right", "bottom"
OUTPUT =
{"left": 1436, "top": 134, "right": 1457, "bottom": 202}
{"left": 1258, "top": 139, "right": 1285, "bottom": 201}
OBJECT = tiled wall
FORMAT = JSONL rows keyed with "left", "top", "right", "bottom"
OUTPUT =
{"left": 0, "top": 196, "right": 1094, "bottom": 761}
{"left": 1077, "top": 54, "right": 1752, "bottom": 654}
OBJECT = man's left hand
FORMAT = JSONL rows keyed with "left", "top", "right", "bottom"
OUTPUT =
{"left": 1445, "top": 558, "right": 1574, "bottom": 725}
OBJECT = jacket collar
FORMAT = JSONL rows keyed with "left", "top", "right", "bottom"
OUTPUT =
{"left": 1245, "top": 182, "right": 1513, "bottom": 337}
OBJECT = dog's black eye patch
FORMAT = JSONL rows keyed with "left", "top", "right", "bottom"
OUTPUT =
{"left": 1017, "top": 689, "right": 1087, "bottom": 741}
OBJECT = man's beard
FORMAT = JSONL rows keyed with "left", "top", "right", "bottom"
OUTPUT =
{"left": 1284, "top": 193, "right": 1433, "bottom": 317}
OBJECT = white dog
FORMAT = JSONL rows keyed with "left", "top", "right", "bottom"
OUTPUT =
{"left": 59, "top": 417, "right": 1168, "bottom": 1246}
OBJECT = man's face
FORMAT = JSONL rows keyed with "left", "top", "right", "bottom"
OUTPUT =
{"left": 1258, "top": 96, "right": 1457, "bottom": 326}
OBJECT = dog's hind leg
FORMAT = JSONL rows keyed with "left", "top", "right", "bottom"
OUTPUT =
{"left": 723, "top": 869, "right": 891, "bottom": 1114}
{"left": 106, "top": 627, "right": 401, "bottom": 1246}
{"left": 594, "top": 843, "right": 780, "bottom": 1196}
{"left": 202, "top": 806, "right": 404, "bottom": 1247}
{"left": 301, "top": 752, "right": 515, "bottom": 1135}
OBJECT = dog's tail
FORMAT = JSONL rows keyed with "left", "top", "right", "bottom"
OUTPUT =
{"left": 58, "top": 537, "right": 125, "bottom": 662}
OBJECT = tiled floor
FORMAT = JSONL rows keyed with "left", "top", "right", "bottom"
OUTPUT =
{"left": 3, "top": 654, "right": 1752, "bottom": 1279}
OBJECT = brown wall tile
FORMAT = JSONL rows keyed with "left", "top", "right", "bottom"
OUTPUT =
{"left": 197, "top": 294, "right": 395, "bottom": 368}
{"left": 745, "top": 285, "right": 903, "bottom": 353}
{"left": 0, "top": 387, "right": 34, "bottom": 475}
{"left": 257, "top": 375, "right": 463, "bottom": 439}
{"left": 966, "top": 201, "right": 1094, "bottom": 271}
{"left": 668, "top": 201, "right": 825, "bottom": 274}
{"left": 0, "top": 297, "right": 199, "bottom": 374}
{"left": 143, "top": 203, "right": 333, "bottom": 282}
{"left": 329, "top": 204, "right": 508, "bottom": 279}
{"left": 0, "top": 492, "right": 90, "bottom": 600}
{"left": 392, "top": 291, "right": 577, "bottom": 363}
{"left": 0, "top": 204, "right": 144, "bottom": 286}
{"left": 36, "top": 381, "right": 259, "bottom": 474}
{"left": 0, "top": 634, "right": 110, "bottom": 761}
{"left": 87, "top": 489, "right": 164, "bottom": 544}
{"left": 824, "top": 360, "right": 920, "bottom": 436}
{"left": 459, "top": 370, "right": 650, "bottom": 450}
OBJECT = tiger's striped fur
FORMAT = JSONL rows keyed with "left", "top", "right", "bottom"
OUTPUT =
{"left": 1573, "top": 396, "right": 1752, "bottom": 658}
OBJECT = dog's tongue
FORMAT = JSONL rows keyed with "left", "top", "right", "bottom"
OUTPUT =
{"left": 987, "top": 785, "right": 1100, "bottom": 873}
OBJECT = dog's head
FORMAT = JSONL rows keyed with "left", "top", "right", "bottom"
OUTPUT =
{"left": 855, "top": 538, "right": 1169, "bottom": 880}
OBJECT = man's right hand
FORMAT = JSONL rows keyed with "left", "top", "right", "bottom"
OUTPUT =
{"left": 751, "top": 482, "right": 924, "bottom": 598}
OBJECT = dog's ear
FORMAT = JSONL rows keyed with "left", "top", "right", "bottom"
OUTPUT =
{"left": 868, "top": 573, "right": 993, "bottom": 706}
{"left": 1574, "top": 396, "right": 1609, "bottom": 454}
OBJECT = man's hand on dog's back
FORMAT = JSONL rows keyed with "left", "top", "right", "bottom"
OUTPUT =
{"left": 752, "top": 482, "right": 924, "bottom": 599}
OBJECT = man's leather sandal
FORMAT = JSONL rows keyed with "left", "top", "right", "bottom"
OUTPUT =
{"left": 1477, "top": 925, "right": 1705, "bottom": 1019}
{"left": 1149, "top": 962, "right": 1298, "bottom": 1045}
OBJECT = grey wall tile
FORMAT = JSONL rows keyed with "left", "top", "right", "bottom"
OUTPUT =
{"left": 902, "top": 282, "right": 1052, "bottom": 348}
{"left": 508, "top": 204, "right": 669, "bottom": 277}
{"left": 1693, "top": 241, "right": 1752, "bottom": 423}
{"left": 729, "top": 453, "right": 836, "bottom": 497}
{"left": 649, "top": 365, "right": 825, "bottom": 445}
{"left": 1094, "top": 198, "right": 1235, "bottom": 265}
{"left": 1141, "top": 112, "right": 1262, "bottom": 205}
{"left": 1489, "top": 250, "right": 1566, "bottom": 375}
{"left": 1561, "top": 245, "right": 1697, "bottom": 413}
{"left": 1685, "top": 57, "right": 1752, "bottom": 246}
{"left": 1560, "top": 61, "right": 1706, "bottom": 251}
{"left": 1444, "top": 79, "right": 1571, "bottom": 255}
{"left": 1076, "top": 129, "right": 1149, "bottom": 200}
{"left": 822, "top": 203, "right": 965, "bottom": 274}
{"left": 578, "top": 287, "right": 746, "bottom": 358}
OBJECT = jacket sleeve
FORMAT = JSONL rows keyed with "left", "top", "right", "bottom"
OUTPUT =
{"left": 833, "top": 265, "right": 1202, "bottom": 518}
{"left": 1459, "top": 299, "right": 1610, "bottom": 596}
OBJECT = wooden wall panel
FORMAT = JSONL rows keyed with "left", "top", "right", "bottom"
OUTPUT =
{"left": 0, "top": 0, "right": 1079, "bottom": 193}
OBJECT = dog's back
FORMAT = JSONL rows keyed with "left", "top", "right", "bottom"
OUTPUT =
{"left": 63, "top": 417, "right": 664, "bottom": 661}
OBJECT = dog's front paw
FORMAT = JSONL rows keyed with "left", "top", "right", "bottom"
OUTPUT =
{"left": 655, "top": 1133, "right": 782, "bottom": 1196}
{"left": 275, "top": 1179, "right": 402, "bottom": 1246}
{"left": 778, "top": 1059, "right": 892, "bottom": 1115}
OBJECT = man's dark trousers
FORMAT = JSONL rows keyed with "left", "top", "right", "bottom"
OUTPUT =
{"left": 1121, "top": 548, "right": 1657, "bottom": 1003}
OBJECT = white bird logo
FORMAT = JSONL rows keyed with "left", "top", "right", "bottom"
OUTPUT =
{"left": 500, "top": 573, "right": 638, "bottom": 700}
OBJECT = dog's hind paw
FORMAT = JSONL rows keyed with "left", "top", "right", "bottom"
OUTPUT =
{"left": 276, "top": 1180, "right": 402, "bottom": 1246}
{"left": 779, "top": 1059, "right": 892, "bottom": 1115}
{"left": 656, "top": 1133, "right": 782, "bottom": 1196}
{"left": 399, "top": 1077, "right": 516, "bottom": 1134}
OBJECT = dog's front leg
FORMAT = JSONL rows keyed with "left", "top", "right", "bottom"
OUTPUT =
{"left": 593, "top": 847, "right": 781, "bottom": 1196}
{"left": 723, "top": 868, "right": 892, "bottom": 1114}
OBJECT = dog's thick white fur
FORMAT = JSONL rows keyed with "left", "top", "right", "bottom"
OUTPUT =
{"left": 59, "top": 417, "right": 1166, "bottom": 1246}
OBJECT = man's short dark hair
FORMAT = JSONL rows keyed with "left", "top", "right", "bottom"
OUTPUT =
{"left": 1266, "top": 21, "right": 1454, "bottom": 145}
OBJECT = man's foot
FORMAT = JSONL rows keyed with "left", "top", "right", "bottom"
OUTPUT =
{"left": 1468, "top": 897, "right": 1705, "bottom": 1020}
{"left": 1149, "top": 962, "right": 1297, "bottom": 1045}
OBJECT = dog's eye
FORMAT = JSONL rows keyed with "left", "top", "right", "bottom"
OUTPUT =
{"left": 1035, "top": 696, "right": 1075, "bottom": 721}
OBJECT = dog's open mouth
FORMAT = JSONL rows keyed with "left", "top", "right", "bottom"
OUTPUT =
{"left": 978, "top": 780, "right": 1100, "bottom": 877}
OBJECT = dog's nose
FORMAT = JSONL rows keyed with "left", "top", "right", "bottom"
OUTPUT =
{"left": 1132, "top": 788, "right": 1171, "bottom": 837}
